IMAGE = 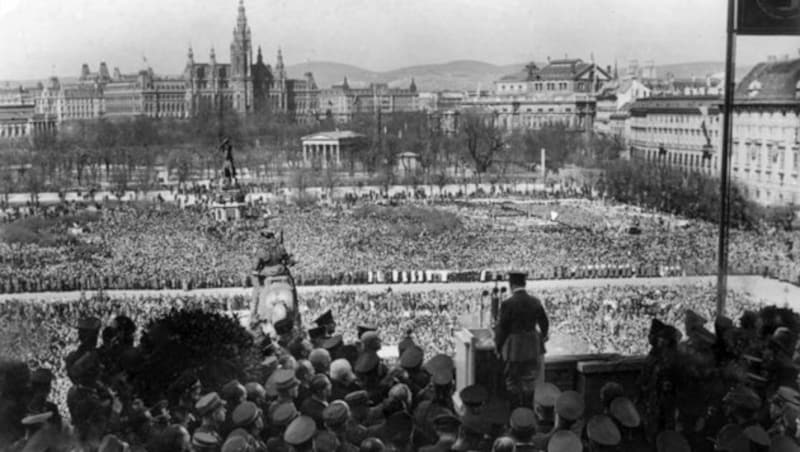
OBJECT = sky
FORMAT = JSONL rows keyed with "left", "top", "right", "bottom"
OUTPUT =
{"left": 1, "top": 0, "right": 798, "bottom": 81}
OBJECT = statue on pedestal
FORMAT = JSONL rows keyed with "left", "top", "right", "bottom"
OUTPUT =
{"left": 249, "top": 222, "right": 300, "bottom": 341}
{"left": 219, "top": 137, "right": 237, "bottom": 188}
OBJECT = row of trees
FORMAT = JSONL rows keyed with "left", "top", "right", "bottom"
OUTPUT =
{"left": 0, "top": 103, "right": 624, "bottom": 196}
{"left": 598, "top": 159, "right": 795, "bottom": 230}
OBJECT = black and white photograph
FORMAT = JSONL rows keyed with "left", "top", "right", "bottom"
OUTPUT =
{"left": 1, "top": 0, "right": 800, "bottom": 451}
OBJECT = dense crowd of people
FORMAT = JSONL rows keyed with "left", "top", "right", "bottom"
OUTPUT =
{"left": 2, "top": 279, "right": 800, "bottom": 451}
{"left": 1, "top": 198, "right": 798, "bottom": 293}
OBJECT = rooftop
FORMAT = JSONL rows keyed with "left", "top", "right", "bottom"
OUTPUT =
{"left": 735, "top": 57, "right": 800, "bottom": 104}
{"left": 498, "top": 59, "right": 611, "bottom": 83}
{"left": 301, "top": 131, "right": 366, "bottom": 141}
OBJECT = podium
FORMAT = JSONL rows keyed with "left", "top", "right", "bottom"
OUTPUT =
{"left": 453, "top": 327, "right": 648, "bottom": 419}
{"left": 454, "top": 328, "right": 505, "bottom": 399}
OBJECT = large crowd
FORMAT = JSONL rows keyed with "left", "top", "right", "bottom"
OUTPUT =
{"left": 2, "top": 281, "right": 800, "bottom": 451}
{"left": 1, "top": 197, "right": 798, "bottom": 293}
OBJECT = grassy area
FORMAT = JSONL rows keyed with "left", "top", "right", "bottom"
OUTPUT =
{"left": 0, "top": 211, "right": 101, "bottom": 246}
{"left": 352, "top": 204, "right": 463, "bottom": 238}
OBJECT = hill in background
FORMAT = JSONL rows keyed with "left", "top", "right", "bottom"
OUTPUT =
{"left": 287, "top": 60, "right": 754, "bottom": 91}
{"left": 3, "top": 60, "right": 755, "bottom": 93}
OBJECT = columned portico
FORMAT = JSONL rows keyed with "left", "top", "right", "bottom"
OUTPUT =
{"left": 301, "top": 131, "right": 365, "bottom": 169}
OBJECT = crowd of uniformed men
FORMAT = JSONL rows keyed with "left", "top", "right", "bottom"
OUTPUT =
{"left": 3, "top": 271, "right": 800, "bottom": 452}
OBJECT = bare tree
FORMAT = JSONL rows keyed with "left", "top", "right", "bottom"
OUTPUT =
{"left": 460, "top": 110, "right": 504, "bottom": 180}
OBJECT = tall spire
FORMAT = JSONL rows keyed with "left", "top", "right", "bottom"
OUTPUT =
{"left": 276, "top": 47, "right": 286, "bottom": 79}
{"left": 237, "top": 0, "right": 247, "bottom": 28}
{"left": 210, "top": 46, "right": 216, "bottom": 64}
{"left": 257, "top": 45, "right": 263, "bottom": 63}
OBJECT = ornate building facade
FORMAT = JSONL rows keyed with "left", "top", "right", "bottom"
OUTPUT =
{"left": 26, "top": 1, "right": 313, "bottom": 126}
{"left": 625, "top": 56, "right": 800, "bottom": 206}
{"left": 318, "top": 78, "right": 418, "bottom": 123}
{"left": 460, "top": 58, "right": 611, "bottom": 132}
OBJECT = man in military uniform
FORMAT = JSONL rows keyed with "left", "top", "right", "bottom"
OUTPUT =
{"left": 300, "top": 374, "right": 331, "bottom": 429}
{"left": 65, "top": 317, "right": 102, "bottom": 382}
{"left": 315, "top": 310, "right": 337, "bottom": 338}
{"left": 229, "top": 401, "right": 267, "bottom": 451}
{"left": 419, "top": 413, "right": 461, "bottom": 452}
{"left": 267, "top": 369, "right": 301, "bottom": 419}
{"left": 66, "top": 353, "right": 118, "bottom": 446}
{"left": 284, "top": 415, "right": 317, "bottom": 452}
{"left": 193, "top": 392, "right": 227, "bottom": 452}
{"left": 322, "top": 401, "right": 360, "bottom": 452}
{"left": 494, "top": 271, "right": 549, "bottom": 410}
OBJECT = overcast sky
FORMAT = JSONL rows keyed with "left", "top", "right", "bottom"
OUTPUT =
{"left": 1, "top": 0, "right": 798, "bottom": 81}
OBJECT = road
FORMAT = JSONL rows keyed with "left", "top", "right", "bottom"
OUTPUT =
{"left": 2, "top": 275, "right": 798, "bottom": 309}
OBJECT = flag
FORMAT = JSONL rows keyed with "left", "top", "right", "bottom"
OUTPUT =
{"left": 737, "top": 0, "right": 800, "bottom": 35}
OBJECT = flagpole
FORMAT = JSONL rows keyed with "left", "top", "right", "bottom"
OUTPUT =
{"left": 716, "top": 0, "right": 737, "bottom": 317}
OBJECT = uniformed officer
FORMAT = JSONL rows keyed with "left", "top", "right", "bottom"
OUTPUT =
{"left": 355, "top": 332, "right": 388, "bottom": 404}
{"left": 193, "top": 431, "right": 222, "bottom": 452}
{"left": 547, "top": 430, "right": 583, "bottom": 452}
{"left": 379, "top": 411, "right": 415, "bottom": 452}
{"left": 397, "top": 328, "right": 417, "bottom": 358}
{"left": 346, "top": 390, "right": 384, "bottom": 428}
{"left": 309, "top": 327, "right": 328, "bottom": 349}
{"left": 244, "top": 382, "right": 267, "bottom": 408}
{"left": 266, "top": 402, "right": 299, "bottom": 450}
{"left": 459, "top": 385, "right": 489, "bottom": 417}
{"left": 284, "top": 415, "right": 317, "bottom": 452}
{"left": 357, "top": 325, "right": 378, "bottom": 342}
{"left": 552, "top": 390, "right": 585, "bottom": 437}
{"left": 220, "top": 435, "right": 254, "bottom": 452}
{"left": 534, "top": 382, "right": 561, "bottom": 434}
{"left": 419, "top": 413, "right": 461, "bottom": 452}
{"left": 309, "top": 348, "right": 332, "bottom": 375}
{"left": 494, "top": 271, "right": 549, "bottom": 411}
{"left": 400, "top": 346, "right": 429, "bottom": 400}
{"left": 65, "top": 316, "right": 102, "bottom": 382}
{"left": 315, "top": 310, "right": 337, "bottom": 337}
{"left": 609, "top": 396, "right": 641, "bottom": 452}
{"left": 300, "top": 374, "right": 331, "bottom": 429}
{"left": 507, "top": 407, "right": 539, "bottom": 452}
{"left": 322, "top": 335, "right": 345, "bottom": 361}
{"left": 267, "top": 369, "right": 300, "bottom": 419}
{"left": 609, "top": 397, "right": 640, "bottom": 429}
{"left": 222, "top": 380, "right": 248, "bottom": 436}
{"left": 323, "top": 400, "right": 359, "bottom": 452}
{"left": 230, "top": 401, "right": 267, "bottom": 451}
{"left": 586, "top": 415, "right": 621, "bottom": 451}
{"left": 66, "top": 352, "right": 116, "bottom": 445}
{"left": 194, "top": 392, "right": 227, "bottom": 451}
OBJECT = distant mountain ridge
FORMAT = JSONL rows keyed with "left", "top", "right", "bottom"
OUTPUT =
{"left": 286, "top": 60, "right": 754, "bottom": 91}
{"left": 286, "top": 60, "right": 531, "bottom": 92}
{"left": 2, "top": 60, "right": 755, "bottom": 92}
